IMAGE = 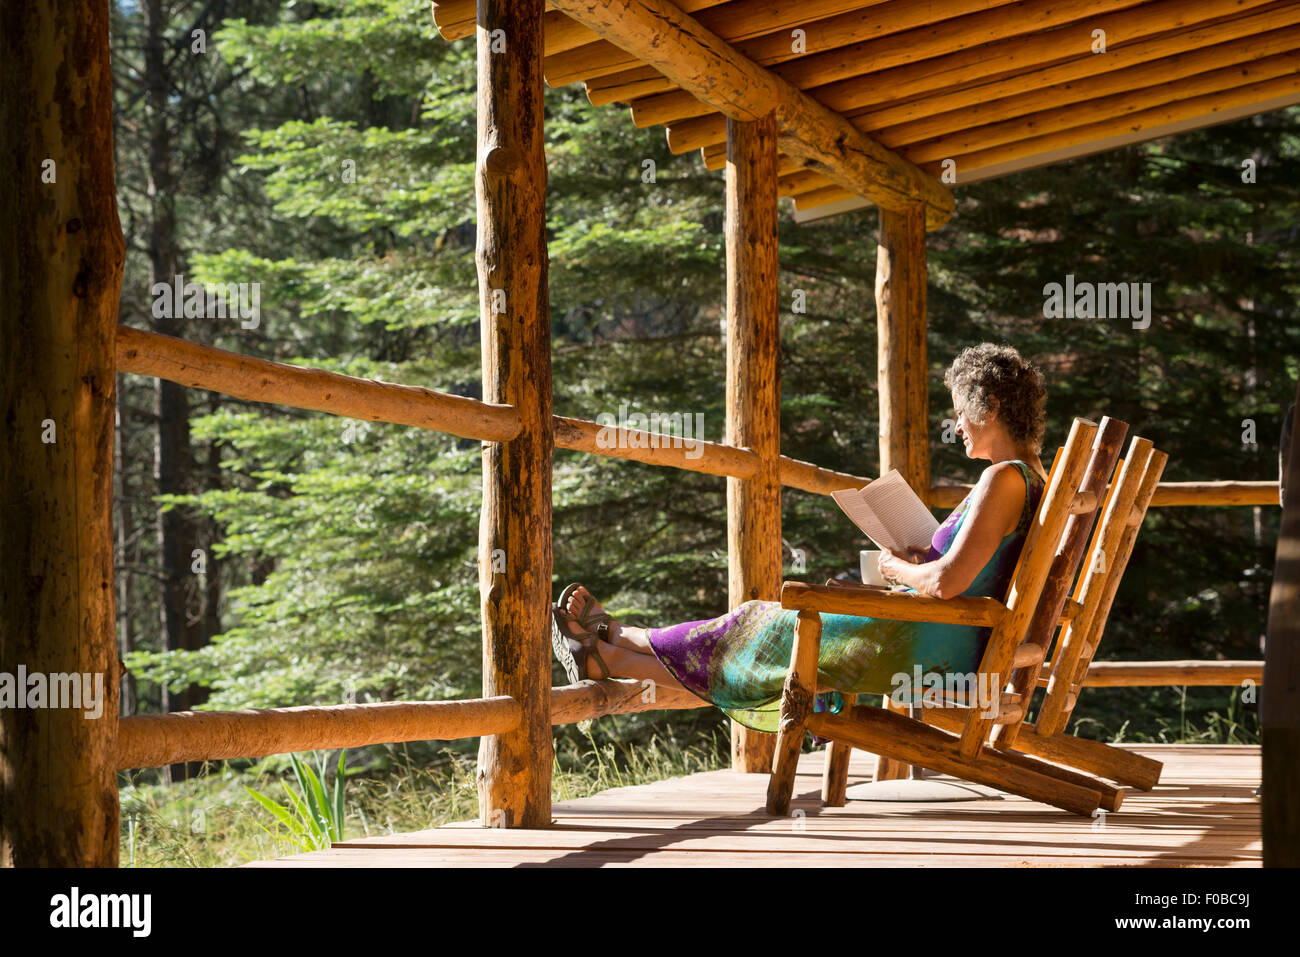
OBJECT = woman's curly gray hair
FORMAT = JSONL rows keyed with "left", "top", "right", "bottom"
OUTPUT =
{"left": 943, "top": 344, "right": 1047, "bottom": 453}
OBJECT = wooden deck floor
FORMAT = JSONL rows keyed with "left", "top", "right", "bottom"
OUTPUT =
{"left": 244, "top": 743, "right": 1260, "bottom": 867}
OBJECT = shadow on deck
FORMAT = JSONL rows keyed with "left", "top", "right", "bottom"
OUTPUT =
{"left": 243, "top": 744, "right": 1260, "bottom": 868}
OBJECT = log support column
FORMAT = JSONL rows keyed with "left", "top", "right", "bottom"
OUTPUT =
{"left": 1, "top": 1, "right": 124, "bottom": 864}
{"left": 873, "top": 204, "right": 930, "bottom": 781}
{"left": 725, "top": 114, "right": 782, "bottom": 773}
{"left": 475, "top": 0, "right": 554, "bottom": 828}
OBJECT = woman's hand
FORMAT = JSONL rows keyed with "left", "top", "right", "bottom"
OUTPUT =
{"left": 878, "top": 546, "right": 927, "bottom": 586}
{"left": 878, "top": 461, "right": 1031, "bottom": 598}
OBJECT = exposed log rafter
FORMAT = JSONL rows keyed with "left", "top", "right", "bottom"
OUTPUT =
{"left": 547, "top": 0, "right": 954, "bottom": 229}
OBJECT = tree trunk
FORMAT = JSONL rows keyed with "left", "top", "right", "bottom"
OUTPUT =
{"left": 116, "top": 398, "right": 138, "bottom": 717}
{"left": 202, "top": 429, "right": 224, "bottom": 665}
{"left": 144, "top": 0, "right": 208, "bottom": 781}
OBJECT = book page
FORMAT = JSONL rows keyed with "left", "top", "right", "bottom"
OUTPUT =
{"left": 832, "top": 470, "right": 939, "bottom": 554}
{"left": 830, "top": 487, "right": 899, "bottom": 551}
{"left": 859, "top": 470, "right": 940, "bottom": 553}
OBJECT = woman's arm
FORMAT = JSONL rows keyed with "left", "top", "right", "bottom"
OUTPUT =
{"left": 877, "top": 463, "right": 1027, "bottom": 599}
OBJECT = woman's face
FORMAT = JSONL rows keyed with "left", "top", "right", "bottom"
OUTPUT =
{"left": 952, "top": 389, "right": 996, "bottom": 459}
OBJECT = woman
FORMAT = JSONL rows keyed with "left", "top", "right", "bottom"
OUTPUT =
{"left": 551, "top": 343, "right": 1049, "bottom": 732}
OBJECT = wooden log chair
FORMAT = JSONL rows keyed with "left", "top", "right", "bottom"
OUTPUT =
{"left": 766, "top": 417, "right": 1166, "bottom": 818}
{"left": 921, "top": 432, "right": 1168, "bottom": 790}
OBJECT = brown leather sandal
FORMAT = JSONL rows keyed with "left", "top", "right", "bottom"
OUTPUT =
{"left": 550, "top": 582, "right": 614, "bottom": 685}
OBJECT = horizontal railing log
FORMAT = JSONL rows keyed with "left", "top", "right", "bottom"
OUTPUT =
{"left": 1146, "top": 482, "right": 1280, "bottom": 507}
{"left": 115, "top": 659, "right": 1262, "bottom": 769}
{"left": 931, "top": 480, "right": 1279, "bottom": 509}
{"left": 118, "top": 682, "right": 708, "bottom": 769}
{"left": 116, "top": 325, "right": 523, "bottom": 442}
{"left": 551, "top": 678, "right": 707, "bottom": 724}
{"left": 775, "top": 473, "right": 1280, "bottom": 506}
{"left": 553, "top": 413, "right": 759, "bottom": 479}
{"left": 115, "top": 326, "right": 862, "bottom": 492}
{"left": 1042, "top": 660, "right": 1264, "bottom": 687}
{"left": 777, "top": 457, "right": 871, "bottom": 496}
{"left": 117, "top": 697, "right": 523, "bottom": 770}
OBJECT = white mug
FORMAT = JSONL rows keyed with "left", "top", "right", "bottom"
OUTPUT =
{"left": 860, "top": 549, "right": 888, "bottom": 587}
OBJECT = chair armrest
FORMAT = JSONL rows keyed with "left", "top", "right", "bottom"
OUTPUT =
{"left": 781, "top": 581, "right": 1006, "bottom": 627}
{"left": 823, "top": 579, "right": 892, "bottom": 591}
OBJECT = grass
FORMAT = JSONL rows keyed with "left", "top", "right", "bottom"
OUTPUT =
{"left": 118, "top": 690, "right": 1258, "bottom": 867}
{"left": 118, "top": 719, "right": 730, "bottom": 868}
{"left": 1050, "top": 684, "right": 1261, "bottom": 745}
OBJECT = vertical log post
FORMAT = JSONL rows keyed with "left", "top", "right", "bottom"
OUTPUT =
{"left": 0, "top": 1, "right": 124, "bottom": 865}
{"left": 475, "top": 0, "right": 554, "bottom": 829}
{"left": 1263, "top": 377, "right": 1300, "bottom": 866}
{"left": 725, "top": 114, "right": 782, "bottom": 773}
{"left": 873, "top": 204, "right": 930, "bottom": 781}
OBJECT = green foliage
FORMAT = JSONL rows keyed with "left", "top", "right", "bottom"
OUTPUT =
{"left": 217, "top": 1, "right": 438, "bottom": 97}
{"left": 243, "top": 750, "right": 348, "bottom": 853}
{"left": 128, "top": 405, "right": 482, "bottom": 710}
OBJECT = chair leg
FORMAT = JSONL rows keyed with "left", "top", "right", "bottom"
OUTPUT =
{"left": 875, "top": 695, "right": 912, "bottom": 781}
{"left": 990, "top": 742, "right": 1127, "bottom": 812}
{"left": 1014, "top": 725, "right": 1163, "bottom": 790}
{"left": 921, "top": 707, "right": 1162, "bottom": 790}
{"left": 766, "top": 610, "right": 822, "bottom": 816}
{"left": 822, "top": 740, "right": 852, "bottom": 806}
{"left": 810, "top": 706, "right": 1105, "bottom": 817}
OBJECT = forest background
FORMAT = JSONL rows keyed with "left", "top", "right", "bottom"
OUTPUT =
{"left": 108, "top": 0, "right": 1299, "bottom": 864}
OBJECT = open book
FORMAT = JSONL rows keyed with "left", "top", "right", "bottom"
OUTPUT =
{"left": 831, "top": 469, "right": 940, "bottom": 555}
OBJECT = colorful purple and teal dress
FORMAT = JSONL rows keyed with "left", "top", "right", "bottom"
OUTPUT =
{"left": 646, "top": 460, "right": 1046, "bottom": 733}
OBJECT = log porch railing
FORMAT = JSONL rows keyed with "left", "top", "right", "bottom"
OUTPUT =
{"left": 114, "top": 664, "right": 1269, "bottom": 772}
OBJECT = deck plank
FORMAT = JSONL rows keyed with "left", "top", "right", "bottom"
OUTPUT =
{"left": 242, "top": 743, "right": 1260, "bottom": 868}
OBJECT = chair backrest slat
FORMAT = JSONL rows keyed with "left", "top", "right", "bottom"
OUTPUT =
{"left": 955, "top": 417, "right": 1097, "bottom": 759}
{"left": 1035, "top": 437, "right": 1153, "bottom": 734}
{"left": 991, "top": 417, "right": 1128, "bottom": 749}
{"left": 1037, "top": 445, "right": 1168, "bottom": 736}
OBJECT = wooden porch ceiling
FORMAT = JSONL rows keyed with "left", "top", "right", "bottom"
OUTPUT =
{"left": 432, "top": 0, "right": 1300, "bottom": 223}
